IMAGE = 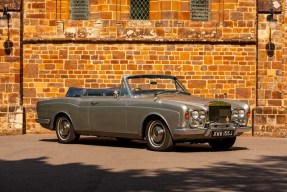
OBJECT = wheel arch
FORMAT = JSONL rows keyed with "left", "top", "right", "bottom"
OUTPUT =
{"left": 142, "top": 114, "right": 171, "bottom": 139}
{"left": 53, "top": 112, "right": 72, "bottom": 130}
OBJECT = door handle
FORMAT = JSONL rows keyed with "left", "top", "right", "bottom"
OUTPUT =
{"left": 91, "top": 101, "right": 99, "bottom": 105}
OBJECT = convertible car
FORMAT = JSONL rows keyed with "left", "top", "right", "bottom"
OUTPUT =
{"left": 36, "top": 74, "right": 251, "bottom": 151}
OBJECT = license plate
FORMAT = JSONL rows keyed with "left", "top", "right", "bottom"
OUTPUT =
{"left": 211, "top": 130, "right": 234, "bottom": 137}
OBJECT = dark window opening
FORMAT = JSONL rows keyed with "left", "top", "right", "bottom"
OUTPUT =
{"left": 130, "top": 0, "right": 150, "bottom": 20}
{"left": 70, "top": 0, "right": 90, "bottom": 20}
{"left": 190, "top": 0, "right": 209, "bottom": 21}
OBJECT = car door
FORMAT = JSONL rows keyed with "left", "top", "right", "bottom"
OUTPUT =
{"left": 89, "top": 96, "right": 127, "bottom": 133}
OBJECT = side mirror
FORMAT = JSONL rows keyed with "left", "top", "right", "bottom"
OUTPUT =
{"left": 113, "top": 90, "right": 119, "bottom": 98}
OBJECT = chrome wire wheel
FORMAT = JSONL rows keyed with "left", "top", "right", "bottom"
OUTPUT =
{"left": 57, "top": 117, "right": 71, "bottom": 140}
{"left": 56, "top": 116, "right": 79, "bottom": 144}
{"left": 149, "top": 122, "right": 166, "bottom": 146}
{"left": 146, "top": 120, "right": 173, "bottom": 151}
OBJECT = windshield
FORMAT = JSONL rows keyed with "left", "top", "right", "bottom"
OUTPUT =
{"left": 126, "top": 75, "right": 189, "bottom": 96}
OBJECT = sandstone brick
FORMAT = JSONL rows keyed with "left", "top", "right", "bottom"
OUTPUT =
{"left": 188, "top": 80, "right": 206, "bottom": 89}
{"left": 236, "top": 88, "right": 251, "bottom": 99}
{"left": 24, "top": 64, "right": 38, "bottom": 78}
{"left": 32, "top": 3, "right": 45, "bottom": 8}
{"left": 64, "top": 61, "right": 78, "bottom": 70}
{"left": 161, "top": 12, "right": 177, "bottom": 20}
{"left": 0, "top": 63, "right": 10, "bottom": 73}
{"left": 179, "top": 52, "right": 189, "bottom": 60}
{"left": 277, "top": 115, "right": 286, "bottom": 125}
{"left": 268, "top": 100, "right": 283, "bottom": 106}
{"left": 272, "top": 91, "right": 283, "bottom": 99}
{"left": 113, "top": 51, "right": 125, "bottom": 60}
{"left": 254, "top": 114, "right": 267, "bottom": 125}
{"left": 255, "top": 107, "right": 263, "bottom": 114}
{"left": 65, "top": 79, "right": 84, "bottom": 87}
{"left": 262, "top": 107, "right": 273, "bottom": 114}
{"left": 26, "top": 14, "right": 46, "bottom": 19}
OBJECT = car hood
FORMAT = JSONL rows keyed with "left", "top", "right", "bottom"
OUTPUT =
{"left": 158, "top": 94, "right": 248, "bottom": 111}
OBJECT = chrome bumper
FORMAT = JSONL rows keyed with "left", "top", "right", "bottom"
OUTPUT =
{"left": 173, "top": 123, "right": 252, "bottom": 141}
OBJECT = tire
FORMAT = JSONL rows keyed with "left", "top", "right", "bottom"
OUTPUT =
{"left": 55, "top": 116, "right": 79, "bottom": 144}
{"left": 208, "top": 137, "right": 236, "bottom": 151}
{"left": 146, "top": 120, "right": 174, "bottom": 151}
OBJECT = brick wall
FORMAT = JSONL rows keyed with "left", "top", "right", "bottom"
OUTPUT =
{"left": 23, "top": 0, "right": 256, "bottom": 41}
{"left": 23, "top": 43, "right": 256, "bottom": 132}
{"left": 1, "top": 0, "right": 287, "bottom": 137}
{"left": 253, "top": 0, "right": 287, "bottom": 137}
{"left": 0, "top": 1, "right": 22, "bottom": 135}
{"left": 21, "top": 0, "right": 258, "bottom": 133}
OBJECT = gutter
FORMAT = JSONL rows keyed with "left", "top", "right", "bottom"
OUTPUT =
{"left": 252, "top": 0, "right": 259, "bottom": 136}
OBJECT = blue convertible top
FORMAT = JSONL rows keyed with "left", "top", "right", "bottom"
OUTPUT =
{"left": 66, "top": 87, "right": 118, "bottom": 97}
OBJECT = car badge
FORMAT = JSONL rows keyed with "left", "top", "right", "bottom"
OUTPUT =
{"left": 226, "top": 116, "right": 230, "bottom": 123}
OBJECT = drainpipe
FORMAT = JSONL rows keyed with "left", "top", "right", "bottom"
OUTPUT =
{"left": 20, "top": 0, "right": 25, "bottom": 134}
{"left": 253, "top": 0, "right": 259, "bottom": 136}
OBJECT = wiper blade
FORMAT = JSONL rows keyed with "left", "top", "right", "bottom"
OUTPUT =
{"left": 155, "top": 91, "right": 190, "bottom": 97}
{"left": 175, "top": 91, "right": 191, "bottom": 95}
{"left": 156, "top": 91, "right": 169, "bottom": 95}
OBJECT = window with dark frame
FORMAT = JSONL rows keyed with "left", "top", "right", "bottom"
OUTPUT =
{"left": 190, "top": 0, "right": 210, "bottom": 21}
{"left": 70, "top": 0, "right": 90, "bottom": 20}
{"left": 130, "top": 0, "right": 150, "bottom": 20}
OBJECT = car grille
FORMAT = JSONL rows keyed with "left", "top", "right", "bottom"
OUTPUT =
{"left": 209, "top": 104, "right": 231, "bottom": 123}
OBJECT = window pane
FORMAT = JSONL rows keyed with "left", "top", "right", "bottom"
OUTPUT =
{"left": 130, "top": 0, "right": 150, "bottom": 20}
{"left": 190, "top": 0, "right": 209, "bottom": 21}
{"left": 70, "top": 0, "right": 90, "bottom": 20}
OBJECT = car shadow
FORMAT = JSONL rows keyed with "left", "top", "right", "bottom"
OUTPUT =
{"left": 1, "top": 155, "right": 286, "bottom": 191}
{"left": 40, "top": 136, "right": 249, "bottom": 153}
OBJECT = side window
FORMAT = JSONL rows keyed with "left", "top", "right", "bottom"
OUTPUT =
{"left": 130, "top": 0, "right": 150, "bottom": 20}
{"left": 190, "top": 0, "right": 209, "bottom": 22}
{"left": 70, "top": 0, "right": 90, "bottom": 20}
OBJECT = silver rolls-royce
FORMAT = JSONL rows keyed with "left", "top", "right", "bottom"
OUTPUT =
{"left": 36, "top": 74, "right": 251, "bottom": 151}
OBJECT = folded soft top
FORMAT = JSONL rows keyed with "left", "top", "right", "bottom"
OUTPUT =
{"left": 66, "top": 87, "right": 118, "bottom": 97}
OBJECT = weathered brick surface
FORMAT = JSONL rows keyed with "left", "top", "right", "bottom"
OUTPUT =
{"left": 0, "top": 3, "right": 22, "bottom": 135}
{"left": 0, "top": 105, "right": 23, "bottom": 135}
{"left": 23, "top": 43, "right": 256, "bottom": 132}
{"left": 254, "top": 0, "right": 287, "bottom": 137}
{"left": 22, "top": 0, "right": 256, "bottom": 41}
{"left": 1, "top": 0, "right": 287, "bottom": 136}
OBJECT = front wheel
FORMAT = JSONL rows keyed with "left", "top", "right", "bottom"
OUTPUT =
{"left": 208, "top": 137, "right": 236, "bottom": 151}
{"left": 55, "top": 116, "right": 79, "bottom": 144}
{"left": 146, "top": 120, "right": 174, "bottom": 151}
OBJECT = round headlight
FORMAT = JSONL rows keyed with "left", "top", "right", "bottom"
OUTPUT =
{"left": 232, "top": 110, "right": 238, "bottom": 118}
{"left": 192, "top": 111, "right": 199, "bottom": 119}
{"left": 199, "top": 111, "right": 205, "bottom": 119}
{"left": 239, "top": 110, "right": 245, "bottom": 118}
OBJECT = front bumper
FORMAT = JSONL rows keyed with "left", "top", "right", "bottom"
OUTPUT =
{"left": 173, "top": 123, "right": 252, "bottom": 141}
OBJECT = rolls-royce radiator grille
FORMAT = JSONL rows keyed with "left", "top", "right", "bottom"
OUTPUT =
{"left": 209, "top": 103, "right": 231, "bottom": 123}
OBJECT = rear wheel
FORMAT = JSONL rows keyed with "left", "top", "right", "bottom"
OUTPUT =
{"left": 208, "top": 137, "right": 236, "bottom": 151}
{"left": 55, "top": 116, "right": 79, "bottom": 144}
{"left": 146, "top": 120, "right": 174, "bottom": 151}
